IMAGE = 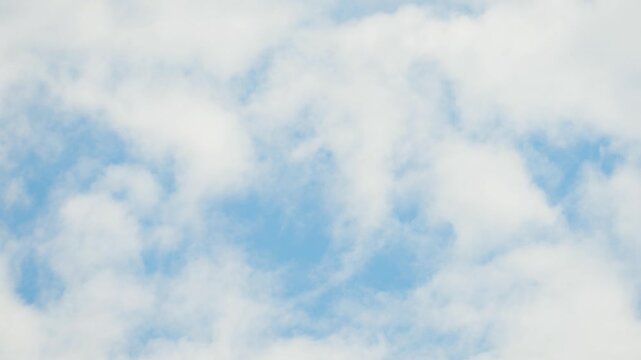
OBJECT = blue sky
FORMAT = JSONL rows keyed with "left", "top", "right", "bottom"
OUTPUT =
{"left": 1, "top": 0, "right": 641, "bottom": 359}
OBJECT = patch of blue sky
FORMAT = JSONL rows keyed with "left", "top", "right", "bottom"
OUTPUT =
{"left": 405, "top": 59, "right": 463, "bottom": 131}
{"left": 284, "top": 287, "right": 349, "bottom": 337}
{"left": 350, "top": 242, "right": 420, "bottom": 292}
{"left": 2, "top": 104, "right": 129, "bottom": 305}
{"left": 1, "top": 110, "right": 127, "bottom": 236}
{"left": 395, "top": 195, "right": 422, "bottom": 225}
{"left": 205, "top": 145, "right": 447, "bottom": 330}
{"left": 231, "top": 53, "right": 275, "bottom": 106}
{"left": 348, "top": 196, "right": 455, "bottom": 293}
{"left": 218, "top": 180, "right": 332, "bottom": 293}
{"left": 15, "top": 251, "right": 64, "bottom": 307}
{"left": 141, "top": 235, "right": 190, "bottom": 276}
{"left": 365, "top": 222, "right": 452, "bottom": 287}
{"left": 382, "top": 319, "right": 496, "bottom": 360}
{"left": 140, "top": 112, "right": 332, "bottom": 285}
{"left": 329, "top": 0, "right": 482, "bottom": 22}
{"left": 139, "top": 207, "right": 228, "bottom": 278}
{"left": 521, "top": 133, "right": 622, "bottom": 205}
{"left": 392, "top": 329, "right": 480, "bottom": 360}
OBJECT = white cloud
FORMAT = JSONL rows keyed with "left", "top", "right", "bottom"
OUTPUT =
{"left": 407, "top": 243, "right": 641, "bottom": 359}
{"left": 249, "top": 7, "right": 444, "bottom": 259}
{"left": 1, "top": 177, "right": 30, "bottom": 210}
{"left": 104, "top": 81, "right": 255, "bottom": 202}
{"left": 578, "top": 163, "right": 641, "bottom": 254}
{"left": 92, "top": 165, "right": 162, "bottom": 215}
{"left": 257, "top": 336, "right": 386, "bottom": 360}
{"left": 428, "top": 138, "right": 557, "bottom": 256}
{"left": 1, "top": 0, "right": 641, "bottom": 359}
{"left": 45, "top": 193, "right": 143, "bottom": 282}
{"left": 417, "top": 0, "right": 641, "bottom": 141}
{"left": 0, "top": 256, "right": 43, "bottom": 360}
{"left": 0, "top": 0, "right": 311, "bottom": 207}
{"left": 43, "top": 271, "right": 152, "bottom": 360}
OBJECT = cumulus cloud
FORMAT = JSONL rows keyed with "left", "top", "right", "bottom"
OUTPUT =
{"left": 1, "top": 0, "right": 640, "bottom": 358}
{"left": 577, "top": 163, "right": 641, "bottom": 257}
{"left": 409, "top": 243, "right": 641, "bottom": 359}
{"left": 0, "top": 255, "right": 43, "bottom": 360}
{"left": 428, "top": 139, "right": 557, "bottom": 256}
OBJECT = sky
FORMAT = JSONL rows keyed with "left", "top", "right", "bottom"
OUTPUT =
{"left": 1, "top": 0, "right": 641, "bottom": 359}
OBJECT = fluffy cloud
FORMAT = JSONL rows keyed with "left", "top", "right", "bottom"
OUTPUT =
{"left": 578, "top": 163, "right": 641, "bottom": 255}
{"left": 1, "top": 0, "right": 640, "bottom": 359}
{"left": 417, "top": 0, "right": 641, "bottom": 140}
{"left": 428, "top": 139, "right": 557, "bottom": 256}
{"left": 0, "top": 256, "right": 43, "bottom": 360}
{"left": 408, "top": 243, "right": 641, "bottom": 359}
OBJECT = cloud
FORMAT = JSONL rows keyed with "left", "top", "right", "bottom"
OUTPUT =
{"left": 428, "top": 138, "right": 557, "bottom": 256}
{"left": 577, "top": 163, "right": 641, "bottom": 255}
{"left": 0, "top": 255, "right": 43, "bottom": 360}
{"left": 417, "top": 0, "right": 641, "bottom": 140}
{"left": 257, "top": 336, "right": 386, "bottom": 360}
{"left": 468, "top": 244, "right": 641, "bottom": 359}
{"left": 0, "top": 0, "right": 640, "bottom": 359}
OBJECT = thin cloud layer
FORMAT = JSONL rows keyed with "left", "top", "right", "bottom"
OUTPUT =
{"left": 1, "top": 0, "right": 640, "bottom": 359}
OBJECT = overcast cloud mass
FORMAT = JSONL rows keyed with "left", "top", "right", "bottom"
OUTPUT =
{"left": 1, "top": 0, "right": 641, "bottom": 358}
